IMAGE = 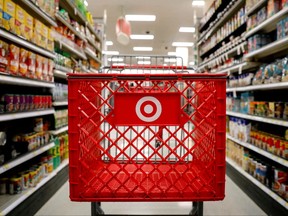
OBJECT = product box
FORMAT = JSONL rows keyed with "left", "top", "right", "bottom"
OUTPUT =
{"left": 47, "top": 28, "right": 54, "bottom": 52}
{"left": 3, "top": 0, "right": 15, "bottom": 33}
{"left": 35, "top": 55, "right": 43, "bottom": 80}
{"left": 8, "top": 44, "right": 19, "bottom": 76}
{"left": 34, "top": 19, "right": 42, "bottom": 47}
{"left": 27, "top": 51, "right": 36, "bottom": 79}
{"left": 41, "top": 24, "right": 48, "bottom": 49}
{"left": 0, "top": 39, "right": 9, "bottom": 73}
{"left": 15, "top": 5, "right": 25, "bottom": 38}
{"left": 0, "top": 0, "right": 3, "bottom": 28}
{"left": 268, "top": 102, "right": 275, "bottom": 118}
{"left": 267, "top": 0, "right": 281, "bottom": 18}
{"left": 19, "top": 48, "right": 28, "bottom": 77}
{"left": 25, "top": 12, "right": 33, "bottom": 42}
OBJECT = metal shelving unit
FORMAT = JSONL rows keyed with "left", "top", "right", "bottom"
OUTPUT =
{"left": 0, "top": 74, "right": 55, "bottom": 88}
{"left": 85, "top": 48, "right": 101, "bottom": 64}
{"left": 226, "top": 111, "right": 288, "bottom": 127}
{"left": 0, "top": 28, "right": 55, "bottom": 59}
{"left": 244, "top": 36, "right": 288, "bottom": 60}
{"left": 0, "top": 142, "right": 55, "bottom": 174}
{"left": 0, "top": 160, "right": 68, "bottom": 216}
{"left": 226, "top": 158, "right": 288, "bottom": 209}
{"left": 55, "top": 37, "right": 87, "bottom": 60}
{"left": 212, "top": 62, "right": 260, "bottom": 74}
{"left": 227, "top": 82, "right": 288, "bottom": 92}
{"left": 50, "top": 125, "right": 68, "bottom": 136}
{"left": 227, "top": 134, "right": 288, "bottom": 167}
{"left": 52, "top": 101, "right": 68, "bottom": 107}
{"left": 0, "top": 109, "right": 55, "bottom": 122}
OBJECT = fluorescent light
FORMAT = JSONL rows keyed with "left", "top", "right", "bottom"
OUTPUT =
{"left": 112, "top": 63, "right": 125, "bottom": 66}
{"left": 189, "top": 61, "right": 195, "bottom": 66}
{"left": 192, "top": 0, "right": 205, "bottom": 6}
{"left": 172, "top": 42, "right": 194, "bottom": 47}
{"left": 130, "top": 34, "right": 154, "bottom": 40}
{"left": 138, "top": 61, "right": 151, "bottom": 65}
{"left": 136, "top": 56, "right": 151, "bottom": 59}
{"left": 133, "top": 47, "right": 153, "bottom": 51}
{"left": 125, "top": 15, "right": 156, "bottom": 21}
{"left": 168, "top": 52, "right": 177, "bottom": 56}
{"left": 179, "top": 27, "right": 195, "bottom": 33}
{"left": 108, "top": 57, "right": 124, "bottom": 62}
{"left": 106, "top": 41, "right": 113, "bottom": 46}
{"left": 164, "top": 58, "right": 177, "bottom": 63}
{"left": 102, "top": 51, "right": 119, "bottom": 55}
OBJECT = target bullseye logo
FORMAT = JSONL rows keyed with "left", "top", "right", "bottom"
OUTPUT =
{"left": 135, "top": 96, "right": 162, "bottom": 122}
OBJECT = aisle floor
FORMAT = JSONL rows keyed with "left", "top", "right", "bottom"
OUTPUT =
{"left": 36, "top": 176, "right": 266, "bottom": 215}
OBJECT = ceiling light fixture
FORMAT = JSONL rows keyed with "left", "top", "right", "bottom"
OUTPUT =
{"left": 106, "top": 41, "right": 113, "bottom": 46}
{"left": 189, "top": 61, "right": 195, "bottom": 66}
{"left": 130, "top": 34, "right": 154, "bottom": 40}
{"left": 102, "top": 51, "right": 120, "bottom": 55}
{"left": 164, "top": 59, "right": 177, "bottom": 63}
{"left": 179, "top": 27, "right": 195, "bottom": 33}
{"left": 133, "top": 47, "right": 153, "bottom": 51}
{"left": 125, "top": 15, "right": 156, "bottom": 22}
{"left": 136, "top": 56, "right": 151, "bottom": 59}
{"left": 138, "top": 61, "right": 151, "bottom": 65}
{"left": 108, "top": 57, "right": 124, "bottom": 62}
{"left": 172, "top": 42, "right": 194, "bottom": 47}
{"left": 192, "top": 0, "right": 205, "bottom": 6}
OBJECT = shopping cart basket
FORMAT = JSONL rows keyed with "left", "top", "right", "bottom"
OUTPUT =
{"left": 68, "top": 56, "right": 226, "bottom": 215}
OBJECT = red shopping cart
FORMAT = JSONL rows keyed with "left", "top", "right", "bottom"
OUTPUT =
{"left": 68, "top": 56, "right": 226, "bottom": 215}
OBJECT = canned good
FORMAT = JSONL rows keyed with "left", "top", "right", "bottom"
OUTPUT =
{"left": 19, "top": 95, "right": 26, "bottom": 111}
{"left": 9, "top": 177, "right": 22, "bottom": 194}
{"left": 29, "top": 170, "right": 37, "bottom": 187}
{"left": 13, "top": 95, "right": 20, "bottom": 112}
{"left": 27, "top": 95, "right": 33, "bottom": 110}
{"left": 0, "top": 178, "right": 8, "bottom": 195}
{"left": 4, "top": 94, "right": 14, "bottom": 112}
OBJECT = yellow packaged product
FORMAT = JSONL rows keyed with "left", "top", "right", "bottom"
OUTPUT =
{"left": 3, "top": 0, "right": 15, "bottom": 33}
{"left": 19, "top": 48, "right": 28, "bottom": 77}
{"left": 8, "top": 44, "right": 19, "bottom": 76}
{"left": 34, "top": 19, "right": 42, "bottom": 47}
{"left": 35, "top": 55, "right": 43, "bottom": 80}
{"left": 47, "top": 28, "right": 54, "bottom": 52}
{"left": 25, "top": 12, "right": 33, "bottom": 42}
{"left": 15, "top": 5, "right": 26, "bottom": 38}
{"left": 0, "top": 0, "right": 3, "bottom": 28}
{"left": 41, "top": 24, "right": 48, "bottom": 49}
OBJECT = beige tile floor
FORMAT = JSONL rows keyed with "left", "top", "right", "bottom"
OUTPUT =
{"left": 36, "top": 176, "right": 266, "bottom": 215}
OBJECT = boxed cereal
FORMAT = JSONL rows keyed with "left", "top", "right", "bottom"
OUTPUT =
{"left": 19, "top": 48, "right": 28, "bottom": 77}
{"left": 47, "top": 28, "right": 54, "bottom": 52}
{"left": 41, "top": 24, "right": 48, "bottom": 49}
{"left": 34, "top": 19, "right": 42, "bottom": 47}
{"left": 0, "top": 39, "right": 9, "bottom": 73}
{"left": 3, "top": 0, "right": 15, "bottom": 33}
{"left": 25, "top": 12, "right": 33, "bottom": 42}
{"left": 8, "top": 44, "right": 20, "bottom": 76}
{"left": 15, "top": 5, "right": 25, "bottom": 38}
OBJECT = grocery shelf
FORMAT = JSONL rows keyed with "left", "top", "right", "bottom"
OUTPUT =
{"left": 0, "top": 74, "right": 55, "bottom": 88}
{"left": 213, "top": 62, "right": 260, "bottom": 74}
{"left": 0, "top": 159, "right": 68, "bottom": 215}
{"left": 59, "top": 0, "right": 86, "bottom": 26}
{"left": 54, "top": 70, "right": 68, "bottom": 79}
{"left": 245, "top": 7, "right": 288, "bottom": 38}
{"left": 85, "top": 48, "right": 101, "bottom": 64}
{"left": 226, "top": 158, "right": 288, "bottom": 209}
{"left": 0, "top": 142, "right": 55, "bottom": 175}
{"left": 55, "top": 65, "right": 73, "bottom": 73}
{"left": 55, "top": 13, "right": 87, "bottom": 42}
{"left": 226, "top": 134, "right": 288, "bottom": 167}
{"left": 87, "top": 37, "right": 101, "bottom": 53}
{"left": 199, "top": 42, "right": 247, "bottom": 71}
{"left": 199, "top": 0, "right": 245, "bottom": 44}
{"left": 87, "top": 23, "right": 102, "bottom": 43}
{"left": 246, "top": 0, "right": 267, "bottom": 17}
{"left": 227, "top": 82, "right": 288, "bottom": 92}
{"left": 50, "top": 125, "right": 68, "bottom": 136}
{"left": 55, "top": 38, "right": 87, "bottom": 60}
{"left": 19, "top": 0, "right": 57, "bottom": 27}
{"left": 0, "top": 28, "right": 55, "bottom": 59}
{"left": 226, "top": 111, "right": 288, "bottom": 127}
{"left": 0, "top": 109, "right": 55, "bottom": 122}
{"left": 52, "top": 101, "right": 68, "bottom": 106}
{"left": 244, "top": 36, "right": 288, "bottom": 60}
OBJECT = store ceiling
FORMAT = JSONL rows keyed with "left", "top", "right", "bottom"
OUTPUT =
{"left": 87, "top": 0, "right": 212, "bottom": 63}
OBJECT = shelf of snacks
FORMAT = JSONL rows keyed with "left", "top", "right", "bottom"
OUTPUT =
{"left": 226, "top": 158, "right": 288, "bottom": 209}
{"left": 226, "top": 111, "right": 288, "bottom": 127}
{"left": 227, "top": 134, "right": 288, "bottom": 167}
{"left": 246, "top": 6, "right": 288, "bottom": 38}
{"left": 55, "top": 12, "right": 87, "bottom": 42}
{"left": 0, "top": 142, "right": 55, "bottom": 175}
{"left": 199, "top": 41, "right": 247, "bottom": 71}
{"left": 0, "top": 74, "right": 55, "bottom": 88}
{"left": 212, "top": 61, "right": 260, "bottom": 74}
{"left": 198, "top": 0, "right": 245, "bottom": 45}
{"left": 245, "top": 36, "right": 288, "bottom": 60}
{"left": 52, "top": 101, "right": 68, "bottom": 107}
{"left": 54, "top": 32, "right": 87, "bottom": 60}
{"left": 59, "top": 0, "right": 87, "bottom": 26}
{"left": 0, "top": 159, "right": 69, "bottom": 215}
{"left": 0, "top": 109, "right": 55, "bottom": 123}
{"left": 227, "top": 82, "right": 288, "bottom": 92}
{"left": 246, "top": 0, "right": 267, "bottom": 17}
{"left": 85, "top": 48, "right": 101, "bottom": 64}
{"left": 0, "top": 28, "right": 55, "bottom": 60}
{"left": 17, "top": 0, "right": 57, "bottom": 27}
{"left": 50, "top": 126, "right": 68, "bottom": 136}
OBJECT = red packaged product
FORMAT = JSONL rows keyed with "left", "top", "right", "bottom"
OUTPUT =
{"left": 19, "top": 48, "right": 28, "bottom": 77}
{"left": 0, "top": 40, "right": 9, "bottom": 73}
{"left": 27, "top": 51, "right": 36, "bottom": 79}
{"left": 9, "top": 44, "right": 20, "bottom": 76}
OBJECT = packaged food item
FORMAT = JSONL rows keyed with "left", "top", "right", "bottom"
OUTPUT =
{"left": 48, "top": 59, "right": 54, "bottom": 82}
{"left": 283, "top": 102, "right": 288, "bottom": 119}
{"left": 3, "top": 0, "right": 15, "bottom": 33}
{"left": 0, "top": 0, "right": 3, "bottom": 28}
{"left": 263, "top": 64, "right": 274, "bottom": 84}
{"left": 13, "top": 94, "right": 20, "bottom": 112}
{"left": 19, "top": 48, "right": 28, "bottom": 77}
{"left": 34, "top": 19, "right": 42, "bottom": 47}
{"left": 47, "top": 28, "right": 54, "bottom": 52}
{"left": 267, "top": 0, "right": 281, "bottom": 17}
{"left": 42, "top": 57, "right": 48, "bottom": 81}
{"left": 275, "top": 102, "right": 284, "bottom": 118}
{"left": 0, "top": 178, "right": 8, "bottom": 194}
{"left": 268, "top": 102, "right": 275, "bottom": 118}
{"left": 25, "top": 12, "right": 33, "bottom": 41}
{"left": 0, "top": 39, "right": 9, "bottom": 73}
{"left": 19, "top": 95, "right": 25, "bottom": 111}
{"left": 272, "top": 59, "right": 283, "bottom": 82}
{"left": 41, "top": 24, "right": 48, "bottom": 49}
{"left": 35, "top": 55, "right": 43, "bottom": 80}
{"left": 15, "top": 5, "right": 25, "bottom": 37}
{"left": 282, "top": 0, "right": 288, "bottom": 8}
{"left": 26, "top": 51, "right": 36, "bottom": 79}
{"left": 8, "top": 44, "right": 20, "bottom": 76}
{"left": 9, "top": 176, "right": 22, "bottom": 194}
{"left": 281, "top": 57, "right": 288, "bottom": 81}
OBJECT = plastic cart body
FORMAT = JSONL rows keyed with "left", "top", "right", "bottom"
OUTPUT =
{"left": 68, "top": 56, "right": 226, "bottom": 215}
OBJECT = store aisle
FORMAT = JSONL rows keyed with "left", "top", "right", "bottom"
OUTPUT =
{"left": 35, "top": 176, "right": 266, "bottom": 215}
